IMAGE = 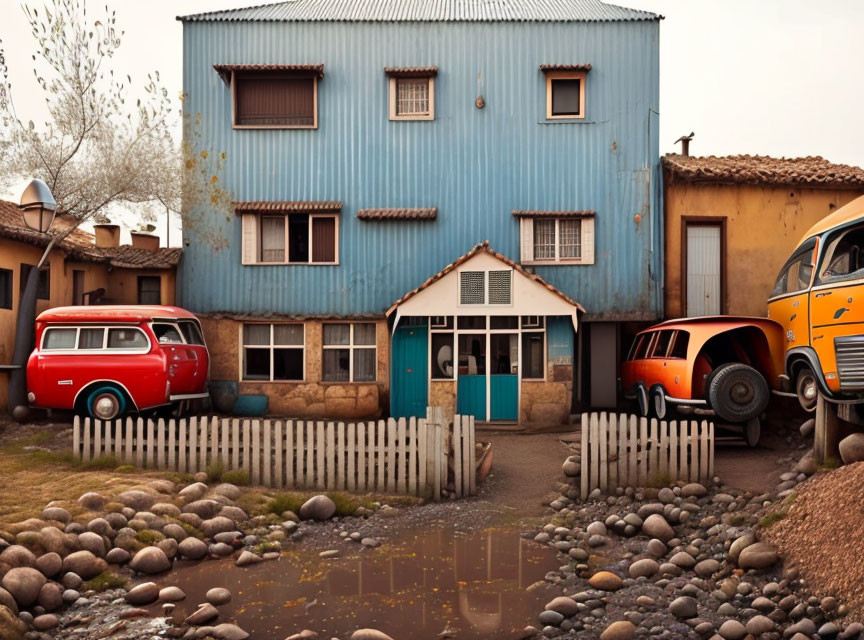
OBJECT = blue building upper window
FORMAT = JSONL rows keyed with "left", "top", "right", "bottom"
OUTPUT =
{"left": 386, "top": 67, "right": 437, "bottom": 122}
{"left": 540, "top": 64, "right": 591, "bottom": 121}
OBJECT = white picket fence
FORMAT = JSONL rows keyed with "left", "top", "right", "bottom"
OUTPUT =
{"left": 580, "top": 413, "right": 714, "bottom": 499}
{"left": 72, "top": 408, "right": 476, "bottom": 500}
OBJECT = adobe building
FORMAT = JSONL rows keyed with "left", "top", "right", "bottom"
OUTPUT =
{"left": 662, "top": 154, "right": 864, "bottom": 318}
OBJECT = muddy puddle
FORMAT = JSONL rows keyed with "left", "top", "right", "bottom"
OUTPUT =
{"left": 147, "top": 527, "right": 559, "bottom": 639}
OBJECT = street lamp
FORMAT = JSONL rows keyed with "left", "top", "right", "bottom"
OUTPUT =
{"left": 19, "top": 178, "right": 57, "bottom": 233}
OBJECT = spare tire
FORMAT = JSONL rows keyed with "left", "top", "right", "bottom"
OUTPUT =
{"left": 707, "top": 363, "right": 770, "bottom": 423}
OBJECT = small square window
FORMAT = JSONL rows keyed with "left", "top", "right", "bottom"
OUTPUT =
{"left": 521, "top": 216, "right": 594, "bottom": 265}
{"left": 545, "top": 71, "right": 586, "bottom": 120}
{"left": 388, "top": 73, "right": 435, "bottom": 121}
{"left": 488, "top": 270, "right": 512, "bottom": 305}
{"left": 459, "top": 271, "right": 486, "bottom": 305}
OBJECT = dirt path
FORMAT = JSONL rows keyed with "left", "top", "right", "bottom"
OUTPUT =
{"left": 479, "top": 431, "right": 570, "bottom": 517}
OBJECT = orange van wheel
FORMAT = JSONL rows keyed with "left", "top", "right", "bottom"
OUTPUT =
{"left": 636, "top": 384, "right": 649, "bottom": 418}
{"left": 651, "top": 385, "right": 667, "bottom": 420}
{"left": 795, "top": 367, "right": 818, "bottom": 413}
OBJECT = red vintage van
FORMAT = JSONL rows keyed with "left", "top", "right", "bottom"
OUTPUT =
{"left": 27, "top": 306, "right": 209, "bottom": 420}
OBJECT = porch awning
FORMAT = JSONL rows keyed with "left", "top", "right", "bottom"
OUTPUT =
{"left": 386, "top": 241, "right": 584, "bottom": 332}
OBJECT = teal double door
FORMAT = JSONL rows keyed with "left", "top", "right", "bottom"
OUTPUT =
{"left": 391, "top": 324, "right": 519, "bottom": 422}
{"left": 456, "top": 333, "right": 519, "bottom": 422}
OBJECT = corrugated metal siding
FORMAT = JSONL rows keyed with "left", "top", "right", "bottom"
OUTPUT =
{"left": 180, "top": 0, "right": 659, "bottom": 23}
{"left": 180, "top": 20, "right": 661, "bottom": 320}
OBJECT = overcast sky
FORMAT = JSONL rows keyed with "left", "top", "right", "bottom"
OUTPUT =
{"left": 2, "top": 0, "right": 863, "bottom": 242}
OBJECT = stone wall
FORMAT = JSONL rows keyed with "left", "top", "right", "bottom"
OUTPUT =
{"left": 198, "top": 316, "right": 389, "bottom": 419}
{"left": 520, "top": 360, "right": 572, "bottom": 426}
{"left": 429, "top": 381, "right": 457, "bottom": 421}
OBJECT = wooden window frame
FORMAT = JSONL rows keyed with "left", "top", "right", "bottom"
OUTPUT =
{"left": 545, "top": 71, "right": 586, "bottom": 120}
{"left": 321, "top": 323, "right": 377, "bottom": 383}
{"left": 680, "top": 216, "right": 728, "bottom": 316}
{"left": 521, "top": 217, "right": 594, "bottom": 265}
{"left": 137, "top": 275, "right": 162, "bottom": 305}
{"left": 253, "top": 213, "right": 339, "bottom": 266}
{"left": 0, "top": 268, "right": 12, "bottom": 310}
{"left": 239, "top": 322, "right": 306, "bottom": 383}
{"left": 388, "top": 76, "right": 435, "bottom": 121}
{"left": 231, "top": 70, "right": 319, "bottom": 130}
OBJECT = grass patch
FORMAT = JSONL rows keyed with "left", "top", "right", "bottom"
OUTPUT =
{"left": 221, "top": 470, "right": 250, "bottom": 486}
{"left": 726, "top": 513, "right": 747, "bottom": 526}
{"left": 647, "top": 472, "right": 673, "bottom": 489}
{"left": 135, "top": 529, "right": 165, "bottom": 545}
{"left": 253, "top": 541, "right": 283, "bottom": 554}
{"left": 782, "top": 492, "right": 798, "bottom": 506}
{"left": 114, "top": 465, "right": 136, "bottom": 473}
{"left": 164, "top": 472, "right": 195, "bottom": 485}
{"left": 83, "top": 571, "right": 128, "bottom": 592}
{"left": 327, "top": 492, "right": 376, "bottom": 517}
{"left": 820, "top": 457, "right": 841, "bottom": 470}
{"left": 758, "top": 510, "right": 787, "bottom": 528}
{"left": 206, "top": 461, "right": 224, "bottom": 483}
{"left": 265, "top": 493, "right": 305, "bottom": 517}
{"left": 1, "top": 431, "right": 55, "bottom": 454}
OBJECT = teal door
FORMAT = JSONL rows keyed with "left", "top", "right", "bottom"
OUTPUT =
{"left": 390, "top": 322, "right": 428, "bottom": 419}
{"left": 490, "top": 333, "right": 519, "bottom": 421}
{"left": 456, "top": 333, "right": 487, "bottom": 420}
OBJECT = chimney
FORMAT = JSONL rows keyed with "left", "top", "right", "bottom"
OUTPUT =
{"left": 93, "top": 224, "right": 120, "bottom": 249}
{"left": 674, "top": 132, "right": 695, "bottom": 157}
{"left": 130, "top": 232, "right": 160, "bottom": 252}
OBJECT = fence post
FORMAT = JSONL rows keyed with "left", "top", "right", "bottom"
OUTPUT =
{"left": 356, "top": 421, "right": 366, "bottom": 492}
{"left": 468, "top": 415, "right": 476, "bottom": 496}
{"left": 168, "top": 419, "right": 176, "bottom": 471}
{"left": 124, "top": 417, "right": 134, "bottom": 464}
{"left": 221, "top": 418, "right": 230, "bottom": 468}
{"left": 72, "top": 416, "right": 81, "bottom": 460}
{"left": 102, "top": 419, "right": 111, "bottom": 459}
{"left": 397, "top": 417, "right": 407, "bottom": 494}
{"left": 337, "top": 421, "right": 346, "bottom": 491}
{"left": 679, "top": 421, "right": 689, "bottom": 482}
{"left": 617, "top": 414, "right": 627, "bottom": 488}
{"left": 608, "top": 413, "right": 618, "bottom": 490}
{"left": 409, "top": 417, "right": 418, "bottom": 497}
{"left": 347, "top": 422, "right": 356, "bottom": 492}
{"left": 708, "top": 421, "right": 715, "bottom": 480}
{"left": 198, "top": 417, "right": 208, "bottom": 473}
{"left": 386, "top": 418, "right": 397, "bottom": 493}
{"left": 286, "top": 420, "right": 295, "bottom": 489}
{"left": 210, "top": 418, "right": 219, "bottom": 473}
{"left": 231, "top": 419, "right": 240, "bottom": 472}
{"left": 580, "top": 413, "right": 589, "bottom": 500}
{"left": 93, "top": 420, "right": 102, "bottom": 461}
{"left": 433, "top": 423, "right": 442, "bottom": 502}
{"left": 326, "top": 421, "right": 335, "bottom": 490}
{"left": 659, "top": 420, "right": 669, "bottom": 477}
{"left": 453, "top": 415, "right": 463, "bottom": 499}
{"left": 263, "top": 419, "right": 272, "bottom": 487}
{"left": 275, "top": 421, "right": 283, "bottom": 489}
{"left": 598, "top": 413, "right": 608, "bottom": 494}
{"left": 178, "top": 418, "right": 187, "bottom": 473}
{"left": 251, "top": 420, "right": 261, "bottom": 485}
{"left": 156, "top": 418, "right": 166, "bottom": 470}
{"left": 306, "top": 420, "right": 315, "bottom": 489}
{"left": 589, "top": 414, "right": 599, "bottom": 494}
{"left": 146, "top": 417, "right": 155, "bottom": 469}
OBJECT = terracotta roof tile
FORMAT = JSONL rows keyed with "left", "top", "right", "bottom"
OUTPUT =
{"left": 214, "top": 64, "right": 325, "bottom": 83}
{"left": 0, "top": 200, "right": 181, "bottom": 269}
{"left": 512, "top": 209, "right": 595, "bottom": 218}
{"left": 357, "top": 207, "right": 437, "bottom": 221}
{"left": 540, "top": 64, "right": 592, "bottom": 72}
{"left": 662, "top": 154, "right": 864, "bottom": 188}
{"left": 384, "top": 66, "right": 438, "bottom": 77}
{"left": 387, "top": 241, "right": 585, "bottom": 315}
{"left": 233, "top": 201, "right": 343, "bottom": 214}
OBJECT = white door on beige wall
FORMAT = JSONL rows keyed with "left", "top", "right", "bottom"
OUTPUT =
{"left": 686, "top": 224, "right": 721, "bottom": 316}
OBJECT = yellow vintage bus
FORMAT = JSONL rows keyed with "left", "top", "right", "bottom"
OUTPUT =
{"left": 768, "top": 194, "right": 864, "bottom": 412}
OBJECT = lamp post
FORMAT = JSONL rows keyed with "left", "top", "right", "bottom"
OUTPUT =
{"left": 8, "top": 179, "right": 57, "bottom": 421}
{"left": 19, "top": 178, "right": 57, "bottom": 233}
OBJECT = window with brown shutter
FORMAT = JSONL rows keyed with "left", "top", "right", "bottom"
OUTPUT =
{"left": 312, "top": 217, "right": 336, "bottom": 263}
{"left": 233, "top": 72, "right": 317, "bottom": 129}
{"left": 250, "top": 213, "right": 338, "bottom": 265}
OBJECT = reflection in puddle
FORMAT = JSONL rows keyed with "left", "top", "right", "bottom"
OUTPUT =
{"left": 149, "top": 527, "right": 559, "bottom": 639}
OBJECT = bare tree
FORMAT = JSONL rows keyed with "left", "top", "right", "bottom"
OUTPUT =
{"left": 0, "top": 0, "right": 180, "bottom": 418}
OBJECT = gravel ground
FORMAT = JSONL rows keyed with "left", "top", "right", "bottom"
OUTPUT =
{"left": 763, "top": 460, "right": 864, "bottom": 618}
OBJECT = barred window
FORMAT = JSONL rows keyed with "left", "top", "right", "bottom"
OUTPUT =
{"left": 460, "top": 271, "right": 486, "bottom": 305}
{"left": 396, "top": 78, "right": 429, "bottom": 116}
{"left": 533, "top": 220, "right": 556, "bottom": 260}
{"left": 559, "top": 219, "right": 582, "bottom": 259}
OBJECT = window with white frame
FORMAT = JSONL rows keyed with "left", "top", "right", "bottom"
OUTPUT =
{"left": 256, "top": 213, "right": 337, "bottom": 264}
{"left": 459, "top": 270, "right": 513, "bottom": 305}
{"left": 544, "top": 71, "right": 586, "bottom": 120}
{"left": 242, "top": 323, "right": 304, "bottom": 381}
{"left": 519, "top": 215, "right": 594, "bottom": 265}
{"left": 387, "top": 69, "right": 436, "bottom": 121}
{"left": 322, "top": 323, "right": 377, "bottom": 382}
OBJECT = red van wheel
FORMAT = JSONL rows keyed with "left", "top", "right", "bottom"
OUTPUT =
{"left": 87, "top": 387, "right": 126, "bottom": 420}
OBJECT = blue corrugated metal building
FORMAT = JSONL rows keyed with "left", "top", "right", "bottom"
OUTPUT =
{"left": 178, "top": 0, "right": 662, "bottom": 423}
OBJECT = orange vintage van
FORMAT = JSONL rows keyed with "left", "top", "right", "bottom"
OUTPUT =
{"left": 768, "top": 194, "right": 864, "bottom": 411}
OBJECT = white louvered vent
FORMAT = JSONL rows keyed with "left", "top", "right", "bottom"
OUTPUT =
{"left": 460, "top": 271, "right": 485, "bottom": 305}
{"left": 488, "top": 270, "right": 512, "bottom": 305}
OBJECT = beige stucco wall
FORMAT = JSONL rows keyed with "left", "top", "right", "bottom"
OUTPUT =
{"left": 199, "top": 316, "right": 390, "bottom": 419}
{"left": 664, "top": 181, "right": 864, "bottom": 318}
{"left": 0, "top": 236, "right": 177, "bottom": 413}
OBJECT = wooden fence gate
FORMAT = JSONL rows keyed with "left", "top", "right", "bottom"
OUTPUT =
{"left": 71, "top": 408, "right": 476, "bottom": 500}
{"left": 580, "top": 412, "right": 714, "bottom": 499}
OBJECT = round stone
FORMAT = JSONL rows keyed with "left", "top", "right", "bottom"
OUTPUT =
{"left": 78, "top": 531, "right": 106, "bottom": 557}
{"left": 694, "top": 559, "right": 720, "bottom": 577}
{"left": 178, "top": 537, "right": 209, "bottom": 560}
{"left": 206, "top": 587, "right": 232, "bottom": 605}
{"left": 641, "top": 514, "right": 674, "bottom": 542}
{"left": 628, "top": 558, "right": 659, "bottom": 578}
{"left": 159, "top": 586, "right": 186, "bottom": 602}
{"left": 350, "top": 630, "right": 395, "bottom": 640}
{"left": 32, "top": 613, "right": 59, "bottom": 631}
{"left": 0, "top": 545, "right": 36, "bottom": 569}
{"left": 37, "top": 582, "right": 63, "bottom": 611}
{"left": 738, "top": 543, "right": 778, "bottom": 570}
{"left": 35, "top": 552, "right": 62, "bottom": 578}
{"left": 588, "top": 571, "right": 623, "bottom": 591}
{"left": 718, "top": 620, "right": 746, "bottom": 640}
{"left": 669, "top": 596, "right": 698, "bottom": 618}
{"left": 299, "top": 495, "right": 337, "bottom": 521}
{"left": 745, "top": 615, "right": 775, "bottom": 635}
{"left": 200, "top": 516, "right": 237, "bottom": 539}
{"left": 125, "top": 582, "right": 159, "bottom": 605}
{"left": 130, "top": 547, "right": 171, "bottom": 574}
{"left": 600, "top": 621, "right": 636, "bottom": 640}
{"left": 78, "top": 492, "right": 106, "bottom": 511}
{"left": 539, "top": 610, "right": 564, "bottom": 626}
{"left": 1, "top": 568, "right": 46, "bottom": 607}
{"left": 545, "top": 596, "right": 579, "bottom": 616}
{"left": 680, "top": 483, "right": 708, "bottom": 497}
{"left": 839, "top": 432, "right": 864, "bottom": 464}
{"left": 41, "top": 507, "right": 71, "bottom": 524}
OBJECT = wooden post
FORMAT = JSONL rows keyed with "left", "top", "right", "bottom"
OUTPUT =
{"left": 356, "top": 421, "right": 366, "bottom": 492}
{"left": 93, "top": 420, "right": 102, "bottom": 461}
{"left": 608, "top": 413, "right": 618, "bottom": 489}
{"left": 326, "top": 421, "right": 336, "bottom": 490}
{"left": 433, "top": 423, "right": 442, "bottom": 501}
{"left": 73, "top": 416, "right": 81, "bottom": 460}
{"left": 617, "top": 414, "right": 627, "bottom": 488}
{"left": 275, "top": 421, "right": 283, "bottom": 489}
{"left": 347, "top": 422, "right": 356, "bottom": 492}
{"left": 377, "top": 420, "right": 386, "bottom": 492}
{"left": 690, "top": 421, "right": 700, "bottom": 483}
{"left": 648, "top": 418, "right": 659, "bottom": 481}
{"left": 146, "top": 418, "right": 155, "bottom": 469}
{"left": 467, "top": 415, "right": 476, "bottom": 496}
{"left": 231, "top": 419, "right": 240, "bottom": 471}
{"left": 221, "top": 418, "right": 230, "bottom": 468}
{"left": 408, "top": 417, "right": 418, "bottom": 496}
{"left": 708, "top": 421, "right": 715, "bottom": 479}
{"left": 317, "top": 421, "right": 326, "bottom": 490}
{"left": 589, "top": 413, "right": 600, "bottom": 494}
{"left": 679, "top": 421, "right": 689, "bottom": 482}
{"left": 186, "top": 417, "right": 196, "bottom": 472}
{"left": 337, "top": 421, "right": 346, "bottom": 491}
{"left": 307, "top": 421, "right": 315, "bottom": 488}
{"left": 397, "top": 417, "right": 407, "bottom": 494}
{"left": 82, "top": 418, "right": 91, "bottom": 462}
{"left": 638, "top": 417, "right": 648, "bottom": 487}
{"left": 263, "top": 420, "right": 272, "bottom": 487}
{"left": 241, "top": 420, "right": 251, "bottom": 477}
{"left": 102, "top": 419, "right": 111, "bottom": 458}
{"left": 669, "top": 420, "right": 678, "bottom": 480}
{"left": 210, "top": 418, "right": 219, "bottom": 471}
{"left": 295, "top": 420, "right": 304, "bottom": 488}
{"left": 659, "top": 420, "right": 669, "bottom": 477}
{"left": 461, "top": 415, "right": 471, "bottom": 497}
{"left": 699, "top": 420, "right": 709, "bottom": 483}
{"left": 580, "top": 413, "right": 588, "bottom": 500}
{"left": 387, "top": 418, "right": 397, "bottom": 493}
{"left": 598, "top": 413, "right": 608, "bottom": 493}
{"left": 198, "top": 417, "right": 208, "bottom": 473}
{"left": 156, "top": 418, "right": 165, "bottom": 469}
{"left": 814, "top": 393, "right": 841, "bottom": 464}
{"left": 124, "top": 417, "right": 133, "bottom": 464}
{"left": 418, "top": 418, "right": 428, "bottom": 497}
{"left": 251, "top": 420, "right": 261, "bottom": 485}
{"left": 114, "top": 419, "right": 123, "bottom": 461}
{"left": 286, "top": 420, "right": 294, "bottom": 488}
{"left": 168, "top": 419, "right": 176, "bottom": 471}
{"left": 178, "top": 419, "right": 187, "bottom": 472}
